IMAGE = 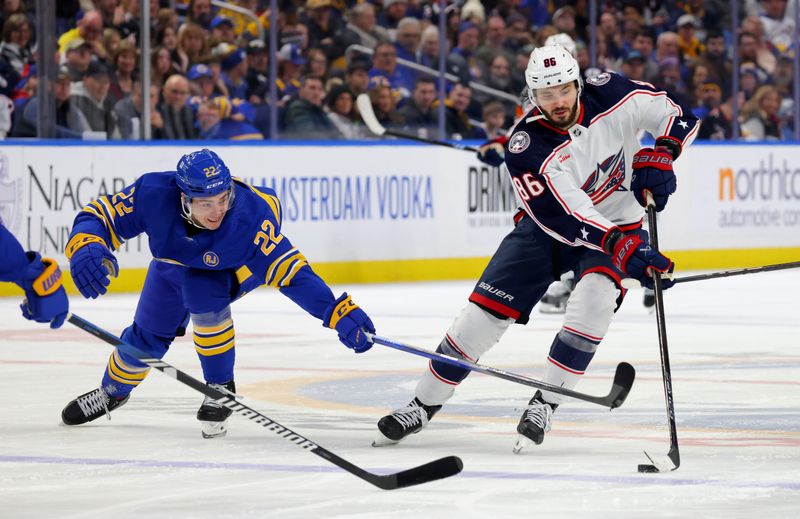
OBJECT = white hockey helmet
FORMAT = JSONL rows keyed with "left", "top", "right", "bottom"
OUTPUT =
{"left": 544, "top": 33, "right": 577, "bottom": 57}
{"left": 525, "top": 44, "right": 583, "bottom": 104}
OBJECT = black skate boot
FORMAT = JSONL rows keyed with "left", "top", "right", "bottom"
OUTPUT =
{"left": 513, "top": 391, "right": 558, "bottom": 453}
{"left": 373, "top": 397, "right": 442, "bottom": 447}
{"left": 197, "top": 380, "right": 236, "bottom": 439}
{"left": 61, "top": 387, "right": 130, "bottom": 425}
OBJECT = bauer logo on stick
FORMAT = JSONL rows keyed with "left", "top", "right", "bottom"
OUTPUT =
{"left": 508, "top": 132, "right": 531, "bottom": 153}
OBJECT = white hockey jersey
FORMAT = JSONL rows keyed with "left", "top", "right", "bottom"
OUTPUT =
{"left": 504, "top": 72, "right": 699, "bottom": 253}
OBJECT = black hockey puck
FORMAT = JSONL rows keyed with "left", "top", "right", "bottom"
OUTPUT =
{"left": 638, "top": 464, "right": 659, "bottom": 473}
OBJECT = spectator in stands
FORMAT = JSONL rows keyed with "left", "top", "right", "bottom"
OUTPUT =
{"left": 102, "top": 27, "right": 122, "bottom": 59}
{"left": 772, "top": 54, "right": 794, "bottom": 97}
{"left": 740, "top": 84, "right": 784, "bottom": 141}
{"left": 738, "top": 24, "right": 775, "bottom": 76}
{"left": 58, "top": 10, "right": 108, "bottom": 62}
{"left": 303, "top": 0, "right": 345, "bottom": 62}
{"left": 345, "top": 58, "right": 370, "bottom": 95}
{"left": 676, "top": 14, "right": 704, "bottom": 61}
{"left": 219, "top": 45, "right": 248, "bottom": 100}
{"left": 369, "top": 41, "right": 414, "bottom": 100}
{"left": 688, "top": 63, "right": 710, "bottom": 109}
{"left": 284, "top": 75, "right": 343, "bottom": 139}
{"left": 210, "top": 16, "right": 236, "bottom": 45}
{"left": 694, "top": 29, "right": 732, "bottom": 97}
{"left": 268, "top": 43, "right": 305, "bottom": 105}
{"left": 476, "top": 15, "right": 514, "bottom": 71}
{"left": 416, "top": 25, "right": 440, "bottom": 70}
{"left": 367, "top": 82, "right": 404, "bottom": 130}
{"left": 325, "top": 84, "right": 362, "bottom": 139}
{"left": 0, "top": 13, "right": 32, "bottom": 76}
{"left": 378, "top": 0, "right": 409, "bottom": 36}
{"left": 631, "top": 29, "right": 658, "bottom": 83}
{"left": 449, "top": 22, "right": 482, "bottom": 81}
{"left": 157, "top": 7, "right": 181, "bottom": 33}
{"left": 176, "top": 22, "right": 209, "bottom": 72}
{"left": 12, "top": 65, "right": 90, "bottom": 139}
{"left": 0, "top": 0, "right": 28, "bottom": 33}
{"left": 158, "top": 74, "right": 197, "bottom": 140}
{"left": 551, "top": 6, "right": 577, "bottom": 41}
{"left": 335, "top": 2, "right": 389, "bottom": 51}
{"left": 151, "top": 46, "right": 180, "bottom": 86}
{"left": 114, "top": 80, "right": 164, "bottom": 140}
{"left": 504, "top": 13, "right": 533, "bottom": 54}
{"left": 70, "top": 61, "right": 119, "bottom": 139}
{"left": 306, "top": 48, "right": 329, "bottom": 85}
{"left": 484, "top": 54, "right": 514, "bottom": 95}
{"left": 187, "top": 0, "right": 214, "bottom": 29}
{"left": 244, "top": 39, "right": 269, "bottom": 103}
{"left": 395, "top": 18, "right": 422, "bottom": 64}
{"left": 62, "top": 38, "right": 93, "bottom": 82}
{"left": 109, "top": 40, "right": 137, "bottom": 104}
{"left": 598, "top": 11, "right": 622, "bottom": 62}
{"left": 655, "top": 31, "right": 680, "bottom": 64}
{"left": 196, "top": 96, "right": 263, "bottom": 139}
{"left": 618, "top": 50, "right": 646, "bottom": 81}
{"left": 758, "top": 0, "right": 794, "bottom": 55}
{"left": 740, "top": 64, "right": 765, "bottom": 102}
{"left": 480, "top": 101, "right": 506, "bottom": 139}
{"left": 399, "top": 76, "right": 437, "bottom": 137}
{"left": 444, "top": 82, "right": 484, "bottom": 140}
{"left": 654, "top": 57, "right": 689, "bottom": 105}
{"left": 188, "top": 63, "right": 215, "bottom": 99}
{"left": 696, "top": 80, "right": 732, "bottom": 140}
{"left": 96, "top": 0, "right": 124, "bottom": 29}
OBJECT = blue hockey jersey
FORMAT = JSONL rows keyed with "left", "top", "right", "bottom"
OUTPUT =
{"left": 66, "top": 173, "right": 336, "bottom": 319}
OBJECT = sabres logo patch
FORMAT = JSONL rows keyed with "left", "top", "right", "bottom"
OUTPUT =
{"left": 508, "top": 131, "right": 531, "bottom": 153}
{"left": 203, "top": 251, "right": 220, "bottom": 267}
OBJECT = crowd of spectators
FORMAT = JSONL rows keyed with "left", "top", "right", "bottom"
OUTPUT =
{"left": 0, "top": 0, "right": 797, "bottom": 141}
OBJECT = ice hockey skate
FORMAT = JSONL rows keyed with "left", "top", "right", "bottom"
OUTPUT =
{"left": 539, "top": 278, "right": 574, "bottom": 314}
{"left": 373, "top": 397, "right": 442, "bottom": 447}
{"left": 197, "top": 381, "right": 236, "bottom": 439}
{"left": 513, "top": 391, "right": 558, "bottom": 454}
{"left": 61, "top": 387, "right": 130, "bottom": 425}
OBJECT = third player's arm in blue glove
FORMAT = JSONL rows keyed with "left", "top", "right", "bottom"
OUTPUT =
{"left": 476, "top": 135, "right": 508, "bottom": 167}
{"left": 17, "top": 252, "right": 69, "bottom": 329}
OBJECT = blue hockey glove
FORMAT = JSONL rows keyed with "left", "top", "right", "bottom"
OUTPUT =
{"left": 609, "top": 232, "right": 675, "bottom": 290}
{"left": 18, "top": 252, "right": 69, "bottom": 329}
{"left": 322, "top": 293, "right": 375, "bottom": 353}
{"left": 477, "top": 136, "right": 508, "bottom": 167}
{"left": 631, "top": 147, "right": 676, "bottom": 212}
{"left": 68, "top": 239, "right": 118, "bottom": 299}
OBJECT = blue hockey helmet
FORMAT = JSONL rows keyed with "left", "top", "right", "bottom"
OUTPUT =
{"left": 176, "top": 149, "right": 232, "bottom": 199}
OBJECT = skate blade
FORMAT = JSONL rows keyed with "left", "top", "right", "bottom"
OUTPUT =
{"left": 512, "top": 435, "right": 534, "bottom": 454}
{"left": 371, "top": 431, "right": 399, "bottom": 447}
{"left": 200, "top": 420, "right": 229, "bottom": 439}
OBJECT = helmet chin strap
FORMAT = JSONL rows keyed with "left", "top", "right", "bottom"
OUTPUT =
{"left": 181, "top": 194, "right": 207, "bottom": 230}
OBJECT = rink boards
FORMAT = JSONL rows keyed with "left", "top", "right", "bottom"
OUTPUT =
{"left": 0, "top": 141, "right": 799, "bottom": 295}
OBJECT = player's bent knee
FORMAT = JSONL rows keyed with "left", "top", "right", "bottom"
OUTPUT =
{"left": 563, "top": 273, "right": 620, "bottom": 339}
{"left": 445, "top": 302, "right": 514, "bottom": 361}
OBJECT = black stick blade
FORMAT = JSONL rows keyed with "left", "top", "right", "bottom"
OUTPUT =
{"left": 370, "top": 456, "right": 464, "bottom": 490}
{"left": 608, "top": 362, "right": 636, "bottom": 409}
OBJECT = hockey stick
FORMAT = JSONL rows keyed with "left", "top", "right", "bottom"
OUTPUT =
{"left": 638, "top": 193, "right": 680, "bottom": 473}
{"left": 621, "top": 260, "right": 800, "bottom": 289}
{"left": 368, "top": 334, "right": 635, "bottom": 409}
{"left": 356, "top": 93, "right": 479, "bottom": 152}
{"left": 672, "top": 260, "right": 800, "bottom": 284}
{"left": 67, "top": 313, "right": 463, "bottom": 490}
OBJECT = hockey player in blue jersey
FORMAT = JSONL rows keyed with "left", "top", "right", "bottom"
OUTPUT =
{"left": 0, "top": 223, "right": 69, "bottom": 328}
{"left": 375, "top": 45, "right": 698, "bottom": 452}
{"left": 60, "top": 149, "right": 375, "bottom": 438}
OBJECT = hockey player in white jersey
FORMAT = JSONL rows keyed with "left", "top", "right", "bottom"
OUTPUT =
{"left": 374, "top": 45, "right": 698, "bottom": 452}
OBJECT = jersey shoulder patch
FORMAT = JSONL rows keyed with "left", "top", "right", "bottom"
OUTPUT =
{"left": 508, "top": 131, "right": 531, "bottom": 154}
{"left": 585, "top": 72, "right": 611, "bottom": 86}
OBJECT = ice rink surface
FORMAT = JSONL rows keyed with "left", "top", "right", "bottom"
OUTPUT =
{"left": 1, "top": 271, "right": 798, "bottom": 518}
